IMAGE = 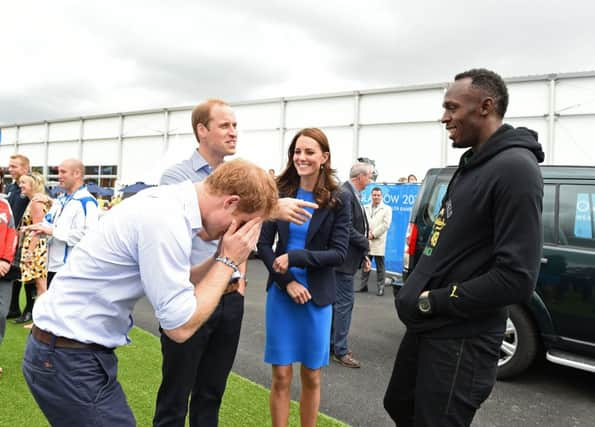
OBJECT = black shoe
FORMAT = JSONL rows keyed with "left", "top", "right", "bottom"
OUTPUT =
{"left": 356, "top": 286, "right": 368, "bottom": 293}
{"left": 6, "top": 310, "right": 21, "bottom": 319}
{"left": 14, "top": 312, "right": 32, "bottom": 324}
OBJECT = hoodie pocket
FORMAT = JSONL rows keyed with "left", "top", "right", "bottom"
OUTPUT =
{"left": 396, "top": 271, "right": 432, "bottom": 326}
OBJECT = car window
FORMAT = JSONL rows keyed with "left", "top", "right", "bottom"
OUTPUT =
{"left": 426, "top": 182, "right": 448, "bottom": 223}
{"left": 558, "top": 184, "right": 595, "bottom": 249}
{"left": 542, "top": 184, "right": 556, "bottom": 244}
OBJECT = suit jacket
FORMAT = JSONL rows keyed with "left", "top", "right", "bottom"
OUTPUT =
{"left": 257, "top": 190, "right": 350, "bottom": 306}
{"left": 364, "top": 202, "right": 392, "bottom": 256}
{"left": 335, "top": 181, "right": 369, "bottom": 275}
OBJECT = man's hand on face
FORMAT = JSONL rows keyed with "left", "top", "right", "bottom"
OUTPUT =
{"left": 274, "top": 198, "right": 319, "bottom": 225}
{"left": 219, "top": 217, "right": 262, "bottom": 265}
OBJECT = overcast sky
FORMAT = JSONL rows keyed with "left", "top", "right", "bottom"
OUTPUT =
{"left": 2, "top": 0, "right": 594, "bottom": 125}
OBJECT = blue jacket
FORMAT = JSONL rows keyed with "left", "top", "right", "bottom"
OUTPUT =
{"left": 257, "top": 190, "right": 351, "bottom": 306}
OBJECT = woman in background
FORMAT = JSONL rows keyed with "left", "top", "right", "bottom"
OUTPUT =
{"left": 257, "top": 128, "right": 350, "bottom": 427}
{"left": 18, "top": 173, "right": 52, "bottom": 311}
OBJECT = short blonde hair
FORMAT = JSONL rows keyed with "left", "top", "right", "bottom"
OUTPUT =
{"left": 205, "top": 159, "right": 278, "bottom": 218}
{"left": 19, "top": 172, "right": 46, "bottom": 194}
{"left": 10, "top": 154, "right": 30, "bottom": 170}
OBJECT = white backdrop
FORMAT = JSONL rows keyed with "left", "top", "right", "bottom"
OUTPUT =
{"left": 2, "top": 71, "right": 595, "bottom": 188}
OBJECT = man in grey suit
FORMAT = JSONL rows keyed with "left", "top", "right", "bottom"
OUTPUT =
{"left": 332, "top": 162, "right": 373, "bottom": 368}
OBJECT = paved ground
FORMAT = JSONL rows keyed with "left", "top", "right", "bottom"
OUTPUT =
{"left": 134, "top": 260, "right": 595, "bottom": 427}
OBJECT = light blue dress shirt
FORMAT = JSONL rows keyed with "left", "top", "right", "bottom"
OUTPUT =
{"left": 33, "top": 181, "right": 201, "bottom": 348}
{"left": 160, "top": 149, "right": 218, "bottom": 264}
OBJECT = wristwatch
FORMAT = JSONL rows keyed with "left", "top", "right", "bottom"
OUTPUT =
{"left": 230, "top": 270, "right": 245, "bottom": 284}
{"left": 417, "top": 292, "right": 432, "bottom": 315}
{"left": 215, "top": 256, "right": 239, "bottom": 274}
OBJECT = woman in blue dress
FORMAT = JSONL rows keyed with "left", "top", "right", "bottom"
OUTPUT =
{"left": 257, "top": 128, "right": 350, "bottom": 427}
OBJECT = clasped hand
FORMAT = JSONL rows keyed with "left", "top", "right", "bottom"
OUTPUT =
{"left": 272, "top": 254, "right": 289, "bottom": 274}
{"left": 287, "top": 281, "right": 311, "bottom": 305}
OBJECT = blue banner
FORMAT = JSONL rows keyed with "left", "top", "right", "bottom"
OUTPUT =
{"left": 361, "top": 183, "right": 421, "bottom": 274}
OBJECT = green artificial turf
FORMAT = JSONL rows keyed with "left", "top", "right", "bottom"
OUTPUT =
{"left": 0, "top": 321, "right": 348, "bottom": 426}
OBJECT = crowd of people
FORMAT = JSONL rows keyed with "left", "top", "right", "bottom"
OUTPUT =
{"left": 0, "top": 68, "right": 545, "bottom": 427}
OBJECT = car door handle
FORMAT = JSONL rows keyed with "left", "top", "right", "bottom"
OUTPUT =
{"left": 541, "top": 257, "right": 548, "bottom": 264}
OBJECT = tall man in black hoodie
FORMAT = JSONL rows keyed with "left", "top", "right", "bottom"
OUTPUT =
{"left": 384, "top": 69, "right": 544, "bottom": 427}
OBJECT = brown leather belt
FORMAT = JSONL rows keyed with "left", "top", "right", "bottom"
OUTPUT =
{"left": 32, "top": 325, "right": 113, "bottom": 351}
{"left": 223, "top": 281, "right": 240, "bottom": 295}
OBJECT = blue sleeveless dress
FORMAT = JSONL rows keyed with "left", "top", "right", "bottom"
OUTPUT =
{"left": 264, "top": 189, "right": 332, "bottom": 369}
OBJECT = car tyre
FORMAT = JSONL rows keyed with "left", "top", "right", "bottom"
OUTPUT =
{"left": 497, "top": 305, "right": 539, "bottom": 380}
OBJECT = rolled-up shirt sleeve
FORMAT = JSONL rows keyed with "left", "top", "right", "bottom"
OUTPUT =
{"left": 137, "top": 214, "right": 197, "bottom": 330}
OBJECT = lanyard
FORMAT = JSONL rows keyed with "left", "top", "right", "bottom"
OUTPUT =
{"left": 46, "top": 185, "right": 85, "bottom": 224}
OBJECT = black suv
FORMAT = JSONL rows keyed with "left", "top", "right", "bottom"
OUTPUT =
{"left": 401, "top": 165, "right": 595, "bottom": 379}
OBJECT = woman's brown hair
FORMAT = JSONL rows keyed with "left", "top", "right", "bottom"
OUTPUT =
{"left": 276, "top": 128, "right": 339, "bottom": 209}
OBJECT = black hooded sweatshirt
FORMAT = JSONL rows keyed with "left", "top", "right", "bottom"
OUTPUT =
{"left": 396, "top": 124, "right": 544, "bottom": 338}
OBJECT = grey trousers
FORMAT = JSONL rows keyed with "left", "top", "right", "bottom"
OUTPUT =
{"left": 0, "top": 280, "right": 13, "bottom": 346}
{"left": 361, "top": 255, "right": 386, "bottom": 290}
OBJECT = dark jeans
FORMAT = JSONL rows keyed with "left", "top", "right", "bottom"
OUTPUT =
{"left": 384, "top": 330, "right": 503, "bottom": 427}
{"left": 22, "top": 334, "right": 135, "bottom": 426}
{"left": 153, "top": 292, "right": 244, "bottom": 427}
{"left": 332, "top": 271, "right": 355, "bottom": 357}
{"left": 361, "top": 255, "right": 385, "bottom": 290}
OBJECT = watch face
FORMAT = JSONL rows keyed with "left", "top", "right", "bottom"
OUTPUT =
{"left": 419, "top": 298, "right": 431, "bottom": 313}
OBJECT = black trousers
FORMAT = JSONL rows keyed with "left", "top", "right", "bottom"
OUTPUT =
{"left": 383, "top": 330, "right": 503, "bottom": 427}
{"left": 153, "top": 292, "right": 244, "bottom": 427}
{"left": 8, "top": 280, "right": 22, "bottom": 313}
{"left": 6, "top": 266, "right": 22, "bottom": 314}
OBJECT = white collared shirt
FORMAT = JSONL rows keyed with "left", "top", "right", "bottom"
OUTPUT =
{"left": 160, "top": 149, "right": 217, "bottom": 264}
{"left": 33, "top": 181, "right": 201, "bottom": 348}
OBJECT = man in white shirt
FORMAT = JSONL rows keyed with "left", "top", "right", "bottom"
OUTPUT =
{"left": 26, "top": 158, "right": 99, "bottom": 287}
{"left": 22, "top": 159, "right": 278, "bottom": 427}
{"left": 360, "top": 187, "right": 393, "bottom": 296}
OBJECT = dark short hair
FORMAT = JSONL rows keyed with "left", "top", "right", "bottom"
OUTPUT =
{"left": 455, "top": 68, "right": 509, "bottom": 118}
{"left": 371, "top": 187, "right": 382, "bottom": 193}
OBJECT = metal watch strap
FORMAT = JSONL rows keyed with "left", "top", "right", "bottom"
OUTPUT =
{"left": 215, "top": 256, "right": 240, "bottom": 274}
